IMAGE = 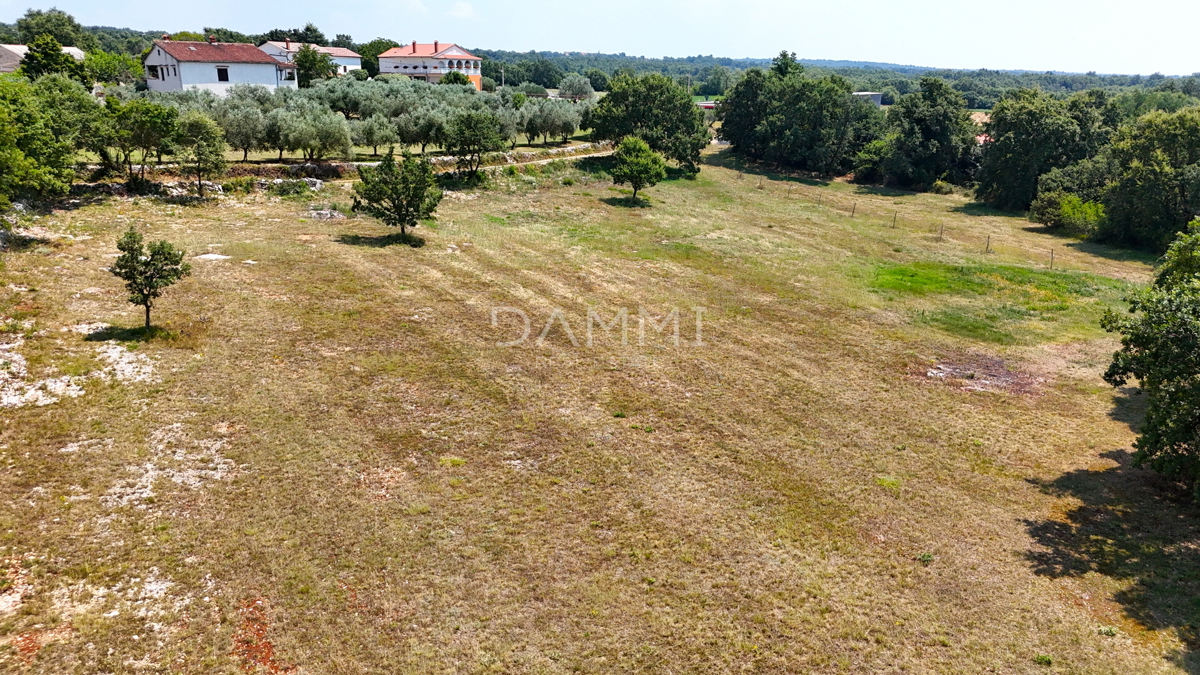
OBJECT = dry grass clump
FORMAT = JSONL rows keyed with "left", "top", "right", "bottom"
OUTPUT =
{"left": 1, "top": 150, "right": 1190, "bottom": 673}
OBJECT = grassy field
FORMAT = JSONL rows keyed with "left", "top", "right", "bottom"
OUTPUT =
{"left": 1, "top": 148, "right": 1192, "bottom": 674}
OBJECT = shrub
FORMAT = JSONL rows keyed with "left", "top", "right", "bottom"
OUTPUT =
{"left": 1029, "top": 190, "right": 1106, "bottom": 235}
{"left": 221, "top": 177, "right": 257, "bottom": 194}
{"left": 930, "top": 180, "right": 954, "bottom": 195}
{"left": 268, "top": 179, "right": 311, "bottom": 197}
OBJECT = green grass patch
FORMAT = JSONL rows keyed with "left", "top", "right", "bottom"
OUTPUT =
{"left": 871, "top": 262, "right": 1122, "bottom": 299}
{"left": 917, "top": 307, "right": 1023, "bottom": 344}
{"left": 873, "top": 262, "right": 1132, "bottom": 343}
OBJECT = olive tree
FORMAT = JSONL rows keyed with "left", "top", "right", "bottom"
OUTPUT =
{"left": 352, "top": 115, "right": 399, "bottom": 155}
{"left": 352, "top": 152, "right": 443, "bottom": 237}
{"left": 111, "top": 226, "right": 192, "bottom": 329}
{"left": 175, "top": 111, "right": 227, "bottom": 197}
{"left": 558, "top": 73, "right": 595, "bottom": 101}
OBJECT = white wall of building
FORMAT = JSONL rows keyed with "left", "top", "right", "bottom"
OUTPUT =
{"left": 331, "top": 56, "right": 361, "bottom": 74}
{"left": 143, "top": 49, "right": 183, "bottom": 93}
{"left": 144, "top": 49, "right": 296, "bottom": 95}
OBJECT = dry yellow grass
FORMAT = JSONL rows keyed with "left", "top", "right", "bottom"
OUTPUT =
{"left": 0, "top": 149, "right": 1190, "bottom": 674}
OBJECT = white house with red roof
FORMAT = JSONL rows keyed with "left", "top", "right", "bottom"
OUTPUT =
{"left": 259, "top": 41, "right": 362, "bottom": 76}
{"left": 377, "top": 42, "right": 481, "bottom": 90}
{"left": 143, "top": 37, "right": 298, "bottom": 95}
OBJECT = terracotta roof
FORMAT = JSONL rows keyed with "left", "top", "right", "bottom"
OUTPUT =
{"left": 152, "top": 40, "right": 280, "bottom": 64}
{"left": 379, "top": 43, "right": 478, "bottom": 59}
{"left": 262, "top": 41, "right": 360, "bottom": 59}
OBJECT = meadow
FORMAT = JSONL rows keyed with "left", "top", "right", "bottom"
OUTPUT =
{"left": 1, "top": 147, "right": 1191, "bottom": 674}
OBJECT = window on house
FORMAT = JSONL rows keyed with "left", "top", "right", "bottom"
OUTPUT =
{"left": 216, "top": 67, "right": 229, "bottom": 82}
{"left": 147, "top": 65, "right": 160, "bottom": 79}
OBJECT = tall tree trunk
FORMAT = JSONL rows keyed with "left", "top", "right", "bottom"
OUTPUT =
{"left": 144, "top": 303, "right": 151, "bottom": 329}
{"left": 244, "top": 148, "right": 249, "bottom": 161}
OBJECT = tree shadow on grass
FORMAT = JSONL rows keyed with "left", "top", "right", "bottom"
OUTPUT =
{"left": 1025, "top": 449, "right": 1200, "bottom": 671}
{"left": 600, "top": 196, "right": 651, "bottom": 208}
{"left": 951, "top": 202, "right": 1013, "bottom": 217}
{"left": 83, "top": 325, "right": 166, "bottom": 343}
{"left": 1066, "top": 239, "right": 1159, "bottom": 266}
{"left": 1107, "top": 386, "right": 1147, "bottom": 432}
{"left": 575, "top": 156, "right": 614, "bottom": 177}
{"left": 1013, "top": 224, "right": 1158, "bottom": 265}
{"left": 336, "top": 232, "right": 426, "bottom": 248}
{"left": 852, "top": 184, "right": 917, "bottom": 197}
{"left": 701, "top": 149, "right": 832, "bottom": 187}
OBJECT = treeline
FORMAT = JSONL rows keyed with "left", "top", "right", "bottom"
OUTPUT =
{"left": 470, "top": 49, "right": 1200, "bottom": 108}
{"left": 0, "top": 58, "right": 706, "bottom": 204}
{"left": 717, "top": 52, "right": 1200, "bottom": 252}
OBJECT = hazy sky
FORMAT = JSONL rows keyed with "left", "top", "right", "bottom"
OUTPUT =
{"left": 2, "top": 0, "right": 1197, "bottom": 75}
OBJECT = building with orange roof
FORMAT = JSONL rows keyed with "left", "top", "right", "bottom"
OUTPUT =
{"left": 377, "top": 42, "right": 481, "bottom": 90}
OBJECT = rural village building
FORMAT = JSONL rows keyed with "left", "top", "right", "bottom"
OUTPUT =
{"left": 143, "top": 38, "right": 297, "bottom": 95}
{"left": 259, "top": 41, "right": 362, "bottom": 75}
{"left": 0, "top": 44, "right": 84, "bottom": 73}
{"left": 377, "top": 42, "right": 482, "bottom": 90}
{"left": 852, "top": 91, "right": 884, "bottom": 106}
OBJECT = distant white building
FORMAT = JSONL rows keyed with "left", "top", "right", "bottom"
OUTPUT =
{"left": 377, "top": 42, "right": 481, "bottom": 90}
{"left": 259, "top": 41, "right": 362, "bottom": 75}
{"left": 0, "top": 43, "right": 85, "bottom": 73}
{"left": 143, "top": 38, "right": 297, "bottom": 95}
{"left": 852, "top": 92, "right": 884, "bottom": 107}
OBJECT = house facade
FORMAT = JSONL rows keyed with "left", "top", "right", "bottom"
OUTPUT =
{"left": 143, "top": 39, "right": 297, "bottom": 95}
{"left": 0, "top": 44, "right": 84, "bottom": 73}
{"left": 377, "top": 42, "right": 481, "bottom": 90}
{"left": 259, "top": 41, "right": 362, "bottom": 75}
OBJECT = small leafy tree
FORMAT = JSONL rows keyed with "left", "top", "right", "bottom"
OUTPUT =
{"left": 175, "top": 111, "right": 228, "bottom": 197}
{"left": 352, "top": 115, "right": 399, "bottom": 155}
{"left": 111, "top": 227, "right": 192, "bottom": 329}
{"left": 85, "top": 51, "right": 142, "bottom": 84}
{"left": 114, "top": 99, "right": 178, "bottom": 180}
{"left": 219, "top": 103, "right": 265, "bottom": 161}
{"left": 20, "top": 34, "right": 87, "bottom": 84}
{"left": 352, "top": 152, "right": 443, "bottom": 236}
{"left": 294, "top": 44, "right": 336, "bottom": 88}
{"left": 444, "top": 110, "right": 503, "bottom": 177}
{"left": 610, "top": 136, "right": 666, "bottom": 201}
{"left": 584, "top": 68, "right": 609, "bottom": 93}
{"left": 440, "top": 70, "right": 471, "bottom": 86}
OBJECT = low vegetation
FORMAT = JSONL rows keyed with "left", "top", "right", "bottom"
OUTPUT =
{"left": 3, "top": 147, "right": 1191, "bottom": 672}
